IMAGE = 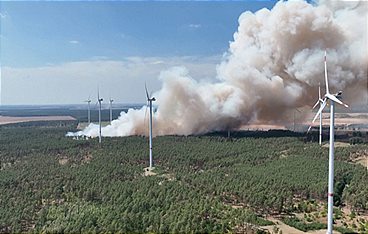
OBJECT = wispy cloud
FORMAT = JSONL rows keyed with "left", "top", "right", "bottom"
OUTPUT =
{"left": 90, "top": 56, "right": 109, "bottom": 60}
{"left": 0, "top": 11, "right": 8, "bottom": 19}
{"left": 69, "top": 40, "right": 79, "bottom": 44}
{"left": 188, "top": 24, "right": 201, "bottom": 29}
{"left": 2, "top": 55, "right": 221, "bottom": 104}
{"left": 120, "top": 33, "right": 133, "bottom": 40}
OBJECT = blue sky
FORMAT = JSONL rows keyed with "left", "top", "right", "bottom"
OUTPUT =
{"left": 0, "top": 1, "right": 278, "bottom": 104}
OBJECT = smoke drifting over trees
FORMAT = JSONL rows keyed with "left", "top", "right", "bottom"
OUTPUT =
{"left": 76, "top": 0, "right": 368, "bottom": 138}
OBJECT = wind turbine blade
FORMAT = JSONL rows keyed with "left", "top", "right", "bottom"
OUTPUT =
{"left": 145, "top": 82, "right": 150, "bottom": 100}
{"left": 318, "top": 83, "right": 321, "bottom": 99}
{"left": 326, "top": 93, "right": 349, "bottom": 108}
{"left": 324, "top": 51, "right": 330, "bottom": 94}
{"left": 312, "top": 100, "right": 320, "bottom": 110}
{"left": 312, "top": 99, "right": 327, "bottom": 123}
{"left": 307, "top": 125, "right": 312, "bottom": 134}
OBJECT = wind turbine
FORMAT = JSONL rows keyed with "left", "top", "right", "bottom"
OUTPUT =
{"left": 97, "top": 88, "right": 103, "bottom": 144}
{"left": 308, "top": 83, "right": 324, "bottom": 145}
{"left": 293, "top": 108, "right": 301, "bottom": 132}
{"left": 85, "top": 96, "right": 91, "bottom": 124}
{"left": 145, "top": 83, "right": 156, "bottom": 170}
{"left": 310, "top": 51, "right": 349, "bottom": 234}
{"left": 109, "top": 97, "right": 114, "bottom": 124}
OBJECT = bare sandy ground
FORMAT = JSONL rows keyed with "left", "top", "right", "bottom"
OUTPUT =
{"left": 261, "top": 217, "right": 341, "bottom": 234}
{"left": 242, "top": 113, "right": 368, "bottom": 131}
{"left": 307, "top": 113, "right": 368, "bottom": 127}
{"left": 143, "top": 167, "right": 157, "bottom": 176}
{"left": 0, "top": 115, "right": 76, "bottom": 125}
{"left": 354, "top": 157, "right": 368, "bottom": 169}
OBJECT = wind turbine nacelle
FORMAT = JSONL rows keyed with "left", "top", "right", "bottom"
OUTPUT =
{"left": 334, "top": 91, "right": 343, "bottom": 99}
{"left": 99, "top": 98, "right": 103, "bottom": 102}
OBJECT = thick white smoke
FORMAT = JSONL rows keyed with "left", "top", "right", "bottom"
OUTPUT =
{"left": 70, "top": 0, "right": 368, "bottom": 138}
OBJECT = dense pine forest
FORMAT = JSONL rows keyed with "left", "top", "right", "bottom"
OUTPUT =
{"left": 0, "top": 122, "right": 367, "bottom": 233}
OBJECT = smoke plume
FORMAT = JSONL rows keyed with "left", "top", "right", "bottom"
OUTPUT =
{"left": 71, "top": 0, "right": 368, "bottom": 138}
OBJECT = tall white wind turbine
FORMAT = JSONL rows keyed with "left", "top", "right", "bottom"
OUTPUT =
{"left": 308, "top": 83, "right": 324, "bottom": 145}
{"left": 97, "top": 88, "right": 103, "bottom": 144}
{"left": 109, "top": 97, "right": 114, "bottom": 124}
{"left": 310, "top": 51, "right": 349, "bottom": 234}
{"left": 145, "top": 84, "right": 156, "bottom": 170}
{"left": 85, "top": 96, "right": 91, "bottom": 124}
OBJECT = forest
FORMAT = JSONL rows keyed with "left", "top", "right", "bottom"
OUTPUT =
{"left": 0, "top": 123, "right": 367, "bottom": 233}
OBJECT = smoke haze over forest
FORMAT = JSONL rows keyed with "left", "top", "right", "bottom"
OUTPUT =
{"left": 76, "top": 0, "right": 368, "bottom": 137}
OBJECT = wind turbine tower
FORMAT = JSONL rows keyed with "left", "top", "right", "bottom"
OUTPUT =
{"left": 293, "top": 108, "right": 301, "bottom": 132}
{"left": 109, "top": 98, "right": 114, "bottom": 124}
{"left": 85, "top": 97, "right": 91, "bottom": 124}
{"left": 145, "top": 84, "right": 156, "bottom": 170}
{"left": 98, "top": 89, "right": 103, "bottom": 144}
{"left": 318, "top": 84, "right": 322, "bottom": 145}
{"left": 310, "top": 51, "right": 349, "bottom": 234}
{"left": 308, "top": 83, "right": 324, "bottom": 145}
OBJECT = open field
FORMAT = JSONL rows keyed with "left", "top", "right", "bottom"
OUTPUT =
{"left": 0, "top": 115, "right": 76, "bottom": 125}
{"left": 231, "top": 112, "right": 368, "bottom": 132}
{"left": 321, "top": 113, "right": 368, "bottom": 127}
{"left": 302, "top": 113, "right": 368, "bottom": 131}
{"left": 0, "top": 123, "right": 367, "bottom": 233}
{"left": 0, "top": 104, "right": 140, "bottom": 123}
{"left": 1, "top": 105, "right": 367, "bottom": 129}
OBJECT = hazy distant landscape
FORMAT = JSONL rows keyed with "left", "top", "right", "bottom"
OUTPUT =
{"left": 1, "top": 105, "right": 368, "bottom": 133}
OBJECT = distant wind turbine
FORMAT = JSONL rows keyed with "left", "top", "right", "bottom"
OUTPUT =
{"left": 293, "top": 108, "right": 301, "bottom": 132}
{"left": 145, "top": 83, "right": 156, "bottom": 170}
{"left": 98, "top": 88, "right": 103, "bottom": 144}
{"left": 309, "top": 51, "right": 349, "bottom": 234}
{"left": 109, "top": 97, "right": 114, "bottom": 124}
{"left": 85, "top": 96, "right": 91, "bottom": 124}
{"left": 308, "top": 83, "right": 324, "bottom": 145}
